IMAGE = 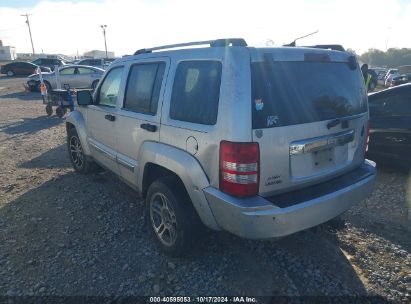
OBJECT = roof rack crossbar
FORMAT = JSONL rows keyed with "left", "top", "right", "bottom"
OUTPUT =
{"left": 133, "top": 38, "right": 247, "bottom": 55}
{"left": 303, "top": 44, "right": 346, "bottom": 52}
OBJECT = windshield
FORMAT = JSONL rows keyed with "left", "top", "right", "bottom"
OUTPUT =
{"left": 251, "top": 60, "right": 368, "bottom": 129}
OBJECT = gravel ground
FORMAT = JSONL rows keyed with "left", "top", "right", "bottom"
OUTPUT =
{"left": 0, "top": 76, "right": 410, "bottom": 302}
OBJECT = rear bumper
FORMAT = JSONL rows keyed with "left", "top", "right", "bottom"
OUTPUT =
{"left": 203, "top": 160, "right": 376, "bottom": 239}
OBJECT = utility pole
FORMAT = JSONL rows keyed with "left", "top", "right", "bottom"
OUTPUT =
{"left": 100, "top": 25, "right": 108, "bottom": 59}
{"left": 21, "top": 13, "right": 35, "bottom": 54}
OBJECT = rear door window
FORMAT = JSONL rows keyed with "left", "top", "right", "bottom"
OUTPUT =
{"left": 60, "top": 67, "right": 75, "bottom": 75}
{"left": 251, "top": 61, "right": 367, "bottom": 129}
{"left": 78, "top": 67, "right": 94, "bottom": 74}
{"left": 170, "top": 61, "right": 222, "bottom": 125}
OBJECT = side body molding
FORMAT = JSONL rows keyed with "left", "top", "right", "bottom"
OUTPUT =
{"left": 66, "top": 111, "right": 91, "bottom": 156}
{"left": 137, "top": 141, "right": 220, "bottom": 230}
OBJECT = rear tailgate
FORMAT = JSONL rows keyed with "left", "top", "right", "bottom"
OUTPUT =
{"left": 250, "top": 48, "right": 369, "bottom": 197}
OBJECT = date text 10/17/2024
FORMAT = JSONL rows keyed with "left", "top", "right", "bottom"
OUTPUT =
{"left": 149, "top": 296, "right": 258, "bottom": 303}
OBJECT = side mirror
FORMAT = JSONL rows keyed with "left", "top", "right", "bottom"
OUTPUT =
{"left": 77, "top": 89, "right": 93, "bottom": 106}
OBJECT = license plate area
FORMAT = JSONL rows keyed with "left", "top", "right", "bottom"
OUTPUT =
{"left": 289, "top": 130, "right": 354, "bottom": 179}
{"left": 312, "top": 147, "right": 335, "bottom": 169}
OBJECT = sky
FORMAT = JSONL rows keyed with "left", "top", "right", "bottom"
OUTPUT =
{"left": 0, "top": 0, "right": 410, "bottom": 57}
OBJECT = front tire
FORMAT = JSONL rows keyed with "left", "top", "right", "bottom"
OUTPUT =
{"left": 146, "top": 177, "right": 202, "bottom": 257}
{"left": 45, "top": 104, "right": 53, "bottom": 116}
{"left": 38, "top": 81, "right": 52, "bottom": 93}
{"left": 6, "top": 70, "right": 15, "bottom": 77}
{"left": 67, "top": 128, "right": 97, "bottom": 174}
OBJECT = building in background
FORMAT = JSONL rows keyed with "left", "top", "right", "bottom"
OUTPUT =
{"left": 84, "top": 50, "right": 115, "bottom": 58}
{"left": 0, "top": 40, "right": 17, "bottom": 61}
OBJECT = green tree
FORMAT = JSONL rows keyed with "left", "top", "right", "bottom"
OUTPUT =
{"left": 360, "top": 48, "right": 411, "bottom": 67}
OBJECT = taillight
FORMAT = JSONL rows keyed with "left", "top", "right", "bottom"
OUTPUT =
{"left": 219, "top": 141, "right": 259, "bottom": 197}
{"left": 365, "top": 121, "right": 371, "bottom": 153}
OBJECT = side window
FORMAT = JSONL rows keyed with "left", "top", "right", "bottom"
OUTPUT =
{"left": 390, "top": 89, "right": 411, "bottom": 116}
{"left": 170, "top": 61, "right": 222, "bottom": 125}
{"left": 60, "top": 68, "right": 75, "bottom": 75}
{"left": 78, "top": 67, "right": 93, "bottom": 74}
{"left": 123, "top": 62, "right": 165, "bottom": 115}
{"left": 369, "top": 90, "right": 411, "bottom": 117}
{"left": 92, "top": 59, "right": 102, "bottom": 66}
{"left": 98, "top": 67, "right": 124, "bottom": 107}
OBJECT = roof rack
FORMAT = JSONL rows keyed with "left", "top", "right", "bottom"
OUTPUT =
{"left": 133, "top": 38, "right": 247, "bottom": 55}
{"left": 303, "top": 44, "right": 346, "bottom": 52}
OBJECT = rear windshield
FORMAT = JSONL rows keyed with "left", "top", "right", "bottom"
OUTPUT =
{"left": 251, "top": 60, "right": 367, "bottom": 129}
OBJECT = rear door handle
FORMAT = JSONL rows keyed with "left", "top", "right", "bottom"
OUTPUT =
{"left": 104, "top": 114, "right": 115, "bottom": 121}
{"left": 140, "top": 123, "right": 157, "bottom": 132}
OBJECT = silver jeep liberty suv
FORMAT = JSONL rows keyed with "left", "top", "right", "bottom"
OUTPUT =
{"left": 67, "top": 38, "right": 376, "bottom": 256}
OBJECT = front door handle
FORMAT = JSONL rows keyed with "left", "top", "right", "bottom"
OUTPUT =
{"left": 140, "top": 123, "right": 157, "bottom": 132}
{"left": 105, "top": 114, "right": 115, "bottom": 121}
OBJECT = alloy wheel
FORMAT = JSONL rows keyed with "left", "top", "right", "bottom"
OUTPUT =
{"left": 150, "top": 193, "right": 178, "bottom": 247}
{"left": 69, "top": 136, "right": 84, "bottom": 169}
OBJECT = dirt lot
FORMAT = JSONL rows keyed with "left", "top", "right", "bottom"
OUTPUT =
{"left": 0, "top": 76, "right": 410, "bottom": 302}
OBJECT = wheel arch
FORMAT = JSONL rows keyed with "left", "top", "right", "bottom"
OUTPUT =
{"left": 139, "top": 142, "right": 220, "bottom": 231}
{"left": 65, "top": 111, "right": 91, "bottom": 155}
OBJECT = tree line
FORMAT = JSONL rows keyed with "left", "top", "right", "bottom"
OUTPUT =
{"left": 348, "top": 48, "right": 411, "bottom": 68}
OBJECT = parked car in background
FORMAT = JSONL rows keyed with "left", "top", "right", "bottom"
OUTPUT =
{"left": 65, "top": 60, "right": 80, "bottom": 65}
{"left": 370, "top": 68, "right": 387, "bottom": 80}
{"left": 77, "top": 58, "right": 116, "bottom": 69}
{"left": 384, "top": 69, "right": 399, "bottom": 87}
{"left": 31, "top": 58, "right": 65, "bottom": 71}
{"left": 68, "top": 38, "right": 376, "bottom": 256}
{"left": 27, "top": 65, "right": 104, "bottom": 92}
{"left": 391, "top": 73, "right": 411, "bottom": 87}
{"left": 368, "top": 84, "right": 411, "bottom": 164}
{"left": 0, "top": 61, "right": 51, "bottom": 77}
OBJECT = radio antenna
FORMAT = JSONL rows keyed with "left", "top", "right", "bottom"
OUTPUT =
{"left": 284, "top": 30, "right": 319, "bottom": 47}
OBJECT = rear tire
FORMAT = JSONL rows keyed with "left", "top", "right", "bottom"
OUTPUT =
{"left": 45, "top": 104, "right": 53, "bottom": 116}
{"left": 67, "top": 128, "right": 97, "bottom": 174}
{"left": 6, "top": 70, "right": 14, "bottom": 77}
{"left": 146, "top": 177, "right": 202, "bottom": 257}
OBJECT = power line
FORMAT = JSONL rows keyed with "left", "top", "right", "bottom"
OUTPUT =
{"left": 0, "top": 25, "right": 26, "bottom": 31}
{"left": 21, "top": 13, "right": 35, "bottom": 54}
